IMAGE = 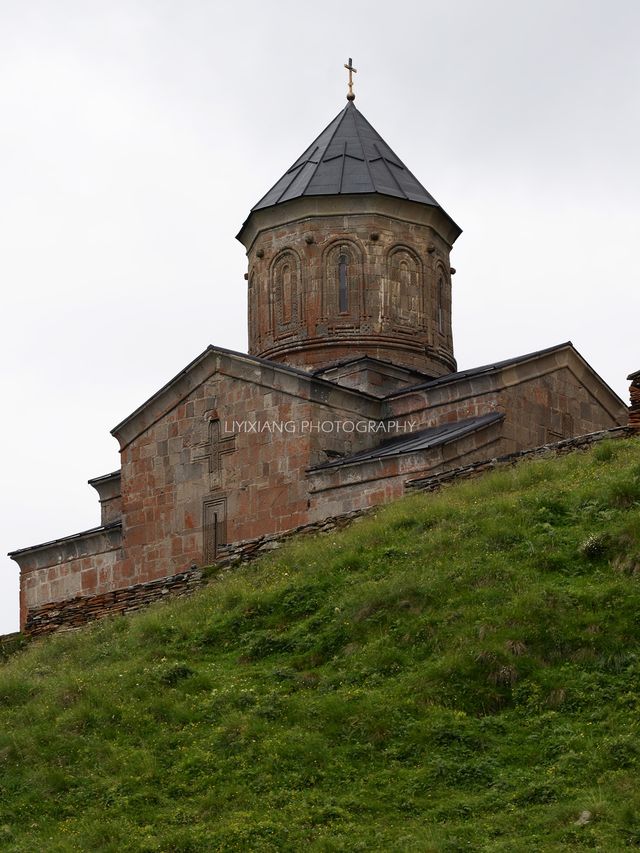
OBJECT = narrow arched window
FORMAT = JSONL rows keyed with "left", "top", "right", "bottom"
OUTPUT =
{"left": 387, "top": 248, "right": 422, "bottom": 326}
{"left": 338, "top": 253, "right": 349, "bottom": 313}
{"left": 399, "top": 260, "right": 415, "bottom": 313}
{"left": 271, "top": 251, "right": 301, "bottom": 329}
{"left": 437, "top": 275, "right": 445, "bottom": 334}
{"left": 400, "top": 260, "right": 410, "bottom": 289}
{"left": 282, "top": 264, "right": 292, "bottom": 323}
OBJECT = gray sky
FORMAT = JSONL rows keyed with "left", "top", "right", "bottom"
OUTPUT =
{"left": 1, "top": 0, "right": 639, "bottom": 633}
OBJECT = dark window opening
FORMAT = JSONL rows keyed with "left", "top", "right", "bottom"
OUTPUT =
{"left": 338, "top": 253, "right": 349, "bottom": 313}
{"left": 437, "top": 276, "right": 445, "bottom": 334}
{"left": 282, "top": 263, "right": 292, "bottom": 323}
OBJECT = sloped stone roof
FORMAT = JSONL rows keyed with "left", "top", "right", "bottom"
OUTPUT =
{"left": 308, "top": 413, "right": 504, "bottom": 471}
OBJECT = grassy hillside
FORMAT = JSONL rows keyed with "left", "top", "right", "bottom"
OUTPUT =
{"left": 2, "top": 438, "right": 640, "bottom": 852}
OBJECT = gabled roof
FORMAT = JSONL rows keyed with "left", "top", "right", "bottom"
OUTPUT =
{"left": 308, "top": 413, "right": 504, "bottom": 472}
{"left": 385, "top": 342, "right": 574, "bottom": 398}
{"left": 384, "top": 341, "right": 627, "bottom": 418}
{"left": 110, "top": 344, "right": 382, "bottom": 450}
{"left": 249, "top": 101, "right": 448, "bottom": 213}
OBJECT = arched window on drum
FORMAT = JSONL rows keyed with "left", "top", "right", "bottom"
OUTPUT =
{"left": 437, "top": 271, "right": 446, "bottom": 335}
{"left": 271, "top": 251, "right": 300, "bottom": 328}
{"left": 323, "top": 242, "right": 360, "bottom": 320}
{"left": 388, "top": 249, "right": 421, "bottom": 326}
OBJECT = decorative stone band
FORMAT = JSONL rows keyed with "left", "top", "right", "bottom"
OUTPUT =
{"left": 11, "top": 424, "right": 637, "bottom": 640}
{"left": 628, "top": 370, "right": 640, "bottom": 430}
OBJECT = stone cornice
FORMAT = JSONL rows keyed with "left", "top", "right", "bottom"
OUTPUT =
{"left": 88, "top": 470, "right": 121, "bottom": 502}
{"left": 237, "top": 194, "right": 462, "bottom": 253}
{"left": 9, "top": 523, "right": 122, "bottom": 572}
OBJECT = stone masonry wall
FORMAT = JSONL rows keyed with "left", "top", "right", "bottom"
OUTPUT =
{"left": 22, "top": 511, "right": 373, "bottom": 637}
{"left": 245, "top": 209, "right": 456, "bottom": 377}
{"left": 112, "top": 354, "right": 379, "bottom": 595}
{"left": 386, "top": 358, "right": 626, "bottom": 452}
{"left": 306, "top": 417, "right": 506, "bottom": 519}
{"left": 16, "top": 425, "right": 635, "bottom": 638}
{"left": 630, "top": 372, "right": 640, "bottom": 429}
{"left": 24, "top": 568, "right": 204, "bottom": 637}
{"left": 14, "top": 524, "right": 122, "bottom": 629}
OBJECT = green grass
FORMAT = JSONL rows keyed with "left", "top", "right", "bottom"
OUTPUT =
{"left": 2, "top": 438, "right": 640, "bottom": 851}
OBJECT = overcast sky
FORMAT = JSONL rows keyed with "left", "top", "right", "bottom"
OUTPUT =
{"left": 1, "top": 0, "right": 638, "bottom": 633}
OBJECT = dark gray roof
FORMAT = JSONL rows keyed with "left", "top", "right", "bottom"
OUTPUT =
{"left": 308, "top": 413, "right": 504, "bottom": 471}
{"left": 250, "top": 101, "right": 445, "bottom": 212}
{"left": 628, "top": 369, "right": 640, "bottom": 381}
{"left": 385, "top": 343, "right": 574, "bottom": 399}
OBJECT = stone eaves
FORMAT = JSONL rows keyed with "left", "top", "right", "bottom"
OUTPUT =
{"left": 8, "top": 522, "right": 122, "bottom": 569}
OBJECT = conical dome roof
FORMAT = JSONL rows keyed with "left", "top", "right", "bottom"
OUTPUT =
{"left": 250, "top": 101, "right": 445, "bottom": 212}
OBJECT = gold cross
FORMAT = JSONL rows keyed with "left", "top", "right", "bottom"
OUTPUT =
{"left": 344, "top": 57, "right": 357, "bottom": 101}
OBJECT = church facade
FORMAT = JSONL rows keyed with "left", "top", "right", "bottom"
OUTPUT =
{"left": 9, "top": 97, "right": 628, "bottom": 632}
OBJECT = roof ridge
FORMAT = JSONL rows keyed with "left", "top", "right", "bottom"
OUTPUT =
{"left": 250, "top": 105, "right": 349, "bottom": 210}
{"left": 372, "top": 140, "right": 406, "bottom": 197}
{"left": 350, "top": 103, "right": 377, "bottom": 193}
{"left": 354, "top": 107, "right": 440, "bottom": 205}
{"left": 384, "top": 342, "right": 576, "bottom": 398}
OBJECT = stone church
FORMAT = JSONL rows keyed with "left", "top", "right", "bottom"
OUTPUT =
{"left": 9, "top": 87, "right": 628, "bottom": 632}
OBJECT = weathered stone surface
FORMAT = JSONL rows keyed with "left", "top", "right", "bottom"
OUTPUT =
{"left": 629, "top": 371, "right": 640, "bottom": 430}
{"left": 21, "top": 510, "right": 373, "bottom": 637}
{"left": 10, "top": 524, "right": 122, "bottom": 628}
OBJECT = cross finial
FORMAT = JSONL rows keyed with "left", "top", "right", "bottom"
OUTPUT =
{"left": 344, "top": 57, "right": 357, "bottom": 102}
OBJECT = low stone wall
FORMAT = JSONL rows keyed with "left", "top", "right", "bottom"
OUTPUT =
{"left": 213, "top": 508, "right": 375, "bottom": 569}
{"left": 24, "top": 567, "right": 204, "bottom": 637}
{"left": 405, "top": 426, "right": 635, "bottom": 493}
